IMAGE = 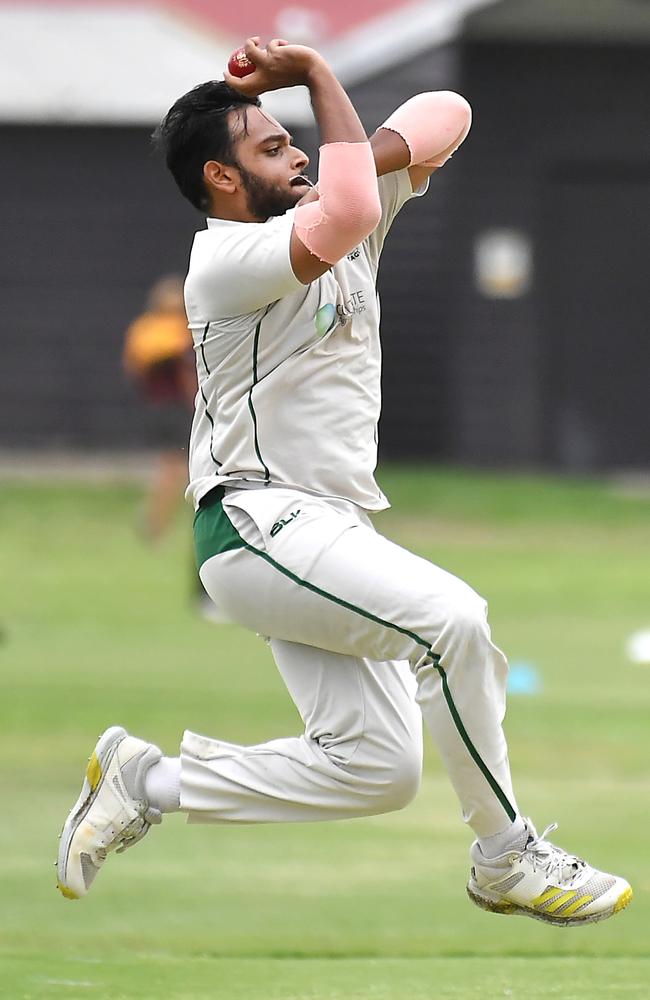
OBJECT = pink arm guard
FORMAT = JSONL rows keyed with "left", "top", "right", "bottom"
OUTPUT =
{"left": 293, "top": 141, "right": 382, "bottom": 265}
{"left": 380, "top": 91, "right": 472, "bottom": 169}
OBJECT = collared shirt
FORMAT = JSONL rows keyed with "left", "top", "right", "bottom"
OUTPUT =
{"left": 184, "top": 168, "right": 426, "bottom": 511}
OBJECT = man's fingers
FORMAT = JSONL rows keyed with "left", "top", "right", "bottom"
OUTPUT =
{"left": 244, "top": 37, "right": 268, "bottom": 64}
{"left": 268, "top": 38, "right": 290, "bottom": 50}
{"left": 223, "top": 69, "right": 259, "bottom": 95}
{"left": 223, "top": 69, "right": 241, "bottom": 89}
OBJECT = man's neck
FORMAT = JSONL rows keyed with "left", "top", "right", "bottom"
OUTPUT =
{"left": 209, "top": 200, "right": 264, "bottom": 224}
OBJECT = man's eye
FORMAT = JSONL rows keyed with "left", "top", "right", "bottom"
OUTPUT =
{"left": 267, "top": 147, "right": 280, "bottom": 156}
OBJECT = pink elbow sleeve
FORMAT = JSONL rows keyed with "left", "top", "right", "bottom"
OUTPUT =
{"left": 293, "top": 141, "right": 382, "bottom": 265}
{"left": 381, "top": 91, "right": 472, "bottom": 168}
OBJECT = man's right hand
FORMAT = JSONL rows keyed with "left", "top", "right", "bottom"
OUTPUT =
{"left": 224, "top": 37, "right": 327, "bottom": 97}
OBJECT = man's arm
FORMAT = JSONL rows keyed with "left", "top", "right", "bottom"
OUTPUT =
{"left": 225, "top": 39, "right": 381, "bottom": 284}
{"left": 370, "top": 128, "right": 459, "bottom": 191}
{"left": 370, "top": 91, "right": 472, "bottom": 191}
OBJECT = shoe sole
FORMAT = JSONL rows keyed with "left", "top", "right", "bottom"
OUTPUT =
{"left": 56, "top": 726, "right": 127, "bottom": 899}
{"left": 466, "top": 883, "right": 633, "bottom": 927}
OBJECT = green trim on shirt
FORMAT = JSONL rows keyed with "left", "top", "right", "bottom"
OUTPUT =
{"left": 248, "top": 317, "right": 271, "bottom": 483}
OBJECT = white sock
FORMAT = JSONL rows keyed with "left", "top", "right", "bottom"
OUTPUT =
{"left": 478, "top": 815, "right": 527, "bottom": 860}
{"left": 144, "top": 756, "right": 181, "bottom": 814}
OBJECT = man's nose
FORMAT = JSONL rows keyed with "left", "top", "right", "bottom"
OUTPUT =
{"left": 292, "top": 147, "right": 309, "bottom": 171}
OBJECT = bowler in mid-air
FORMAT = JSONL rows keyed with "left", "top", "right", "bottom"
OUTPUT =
{"left": 57, "top": 37, "right": 632, "bottom": 928}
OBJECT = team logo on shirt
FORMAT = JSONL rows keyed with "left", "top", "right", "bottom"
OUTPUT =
{"left": 270, "top": 509, "right": 301, "bottom": 537}
{"left": 314, "top": 303, "right": 338, "bottom": 338}
{"left": 338, "top": 289, "right": 367, "bottom": 318}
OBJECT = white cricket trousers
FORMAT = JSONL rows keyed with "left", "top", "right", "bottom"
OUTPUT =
{"left": 184, "top": 486, "right": 519, "bottom": 837}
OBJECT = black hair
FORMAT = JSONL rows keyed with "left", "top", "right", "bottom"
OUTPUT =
{"left": 152, "top": 81, "right": 261, "bottom": 213}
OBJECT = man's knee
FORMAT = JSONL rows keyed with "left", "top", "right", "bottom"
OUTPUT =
{"left": 322, "top": 724, "right": 422, "bottom": 815}
{"left": 386, "top": 738, "right": 423, "bottom": 810}
{"left": 361, "top": 734, "right": 423, "bottom": 813}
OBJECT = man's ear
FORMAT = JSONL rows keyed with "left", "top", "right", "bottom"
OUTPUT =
{"left": 203, "top": 160, "right": 238, "bottom": 196}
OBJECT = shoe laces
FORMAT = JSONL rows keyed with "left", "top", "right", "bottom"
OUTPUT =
{"left": 115, "top": 805, "right": 162, "bottom": 855}
{"left": 521, "top": 821, "right": 586, "bottom": 883}
{"left": 115, "top": 818, "right": 149, "bottom": 855}
{"left": 96, "top": 805, "right": 161, "bottom": 860}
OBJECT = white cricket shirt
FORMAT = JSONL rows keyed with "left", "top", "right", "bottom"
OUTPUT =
{"left": 184, "top": 168, "right": 426, "bottom": 511}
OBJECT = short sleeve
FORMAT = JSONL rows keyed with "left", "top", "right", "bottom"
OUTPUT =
{"left": 186, "top": 210, "right": 304, "bottom": 320}
{"left": 365, "top": 169, "right": 429, "bottom": 271}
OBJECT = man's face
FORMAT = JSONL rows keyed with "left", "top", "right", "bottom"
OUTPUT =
{"left": 229, "top": 106, "right": 311, "bottom": 220}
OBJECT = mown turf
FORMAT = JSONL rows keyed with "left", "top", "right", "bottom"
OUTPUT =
{"left": 1, "top": 467, "right": 648, "bottom": 999}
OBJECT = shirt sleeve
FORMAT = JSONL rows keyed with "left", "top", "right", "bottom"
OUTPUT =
{"left": 187, "top": 210, "right": 304, "bottom": 319}
{"left": 365, "top": 168, "right": 429, "bottom": 272}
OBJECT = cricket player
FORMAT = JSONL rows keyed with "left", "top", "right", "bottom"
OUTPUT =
{"left": 57, "top": 39, "right": 632, "bottom": 926}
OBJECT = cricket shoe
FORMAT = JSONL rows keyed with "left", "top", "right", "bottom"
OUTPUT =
{"left": 56, "top": 726, "right": 162, "bottom": 900}
{"left": 467, "top": 820, "right": 632, "bottom": 926}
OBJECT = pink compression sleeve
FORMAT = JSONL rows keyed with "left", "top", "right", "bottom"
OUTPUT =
{"left": 380, "top": 91, "right": 472, "bottom": 168}
{"left": 293, "top": 141, "right": 382, "bottom": 265}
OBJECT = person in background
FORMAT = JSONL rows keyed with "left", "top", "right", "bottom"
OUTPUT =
{"left": 123, "top": 275, "right": 196, "bottom": 543}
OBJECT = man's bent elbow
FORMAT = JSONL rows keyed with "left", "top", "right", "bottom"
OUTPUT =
{"left": 294, "top": 140, "right": 381, "bottom": 265}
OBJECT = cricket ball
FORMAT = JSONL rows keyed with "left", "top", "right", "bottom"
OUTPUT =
{"left": 228, "top": 47, "right": 256, "bottom": 78}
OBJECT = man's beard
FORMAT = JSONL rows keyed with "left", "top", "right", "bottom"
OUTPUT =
{"left": 238, "top": 165, "right": 301, "bottom": 220}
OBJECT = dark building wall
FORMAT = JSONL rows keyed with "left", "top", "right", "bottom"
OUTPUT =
{"left": 347, "top": 45, "right": 460, "bottom": 461}
{"left": 349, "top": 37, "right": 649, "bottom": 471}
{"left": 447, "top": 41, "right": 650, "bottom": 469}
{"left": 1, "top": 125, "right": 201, "bottom": 449}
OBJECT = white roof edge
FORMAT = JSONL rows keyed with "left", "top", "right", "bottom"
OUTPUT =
{"left": 325, "top": 0, "right": 497, "bottom": 88}
{"left": 258, "top": 88, "right": 313, "bottom": 128}
{"left": 272, "top": 0, "right": 497, "bottom": 125}
{"left": 268, "top": 0, "right": 496, "bottom": 127}
{"left": 0, "top": 1, "right": 493, "bottom": 127}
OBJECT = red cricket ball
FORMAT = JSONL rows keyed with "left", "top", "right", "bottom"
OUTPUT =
{"left": 228, "top": 47, "right": 256, "bottom": 78}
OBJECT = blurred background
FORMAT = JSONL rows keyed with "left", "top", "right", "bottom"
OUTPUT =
{"left": 1, "top": 0, "right": 648, "bottom": 469}
{"left": 1, "top": 3, "right": 650, "bottom": 999}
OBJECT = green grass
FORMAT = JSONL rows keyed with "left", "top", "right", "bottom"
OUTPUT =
{"left": 1, "top": 466, "right": 649, "bottom": 999}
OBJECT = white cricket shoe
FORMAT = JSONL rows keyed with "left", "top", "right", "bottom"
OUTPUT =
{"left": 56, "top": 726, "right": 162, "bottom": 900}
{"left": 467, "top": 820, "right": 633, "bottom": 926}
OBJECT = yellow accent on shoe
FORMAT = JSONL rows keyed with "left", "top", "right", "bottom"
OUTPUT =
{"left": 531, "top": 886, "right": 563, "bottom": 908}
{"left": 545, "top": 889, "right": 578, "bottom": 913}
{"left": 557, "top": 893, "right": 594, "bottom": 917}
{"left": 86, "top": 752, "right": 102, "bottom": 791}
{"left": 57, "top": 881, "right": 79, "bottom": 900}
{"left": 614, "top": 886, "right": 633, "bottom": 913}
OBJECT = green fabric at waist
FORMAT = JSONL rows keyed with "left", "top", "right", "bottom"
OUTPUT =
{"left": 194, "top": 486, "right": 245, "bottom": 568}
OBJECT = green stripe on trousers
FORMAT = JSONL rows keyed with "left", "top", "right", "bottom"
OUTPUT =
{"left": 194, "top": 489, "right": 517, "bottom": 823}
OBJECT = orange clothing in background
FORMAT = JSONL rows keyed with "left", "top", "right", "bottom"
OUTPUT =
{"left": 123, "top": 312, "right": 194, "bottom": 404}
{"left": 123, "top": 312, "right": 191, "bottom": 376}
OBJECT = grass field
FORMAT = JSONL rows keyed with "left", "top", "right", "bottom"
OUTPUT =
{"left": 1, "top": 466, "right": 649, "bottom": 999}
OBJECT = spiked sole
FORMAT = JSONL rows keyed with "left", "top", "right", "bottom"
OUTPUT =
{"left": 56, "top": 726, "right": 127, "bottom": 899}
{"left": 467, "top": 882, "right": 633, "bottom": 927}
